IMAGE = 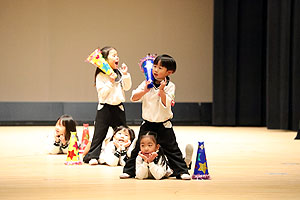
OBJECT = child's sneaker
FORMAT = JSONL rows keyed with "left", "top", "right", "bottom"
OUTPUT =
{"left": 119, "top": 173, "right": 131, "bottom": 179}
{"left": 89, "top": 159, "right": 98, "bottom": 165}
{"left": 185, "top": 144, "right": 193, "bottom": 169}
{"left": 180, "top": 174, "right": 191, "bottom": 180}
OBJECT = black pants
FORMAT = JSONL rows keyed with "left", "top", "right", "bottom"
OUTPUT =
{"left": 123, "top": 120, "right": 189, "bottom": 177}
{"left": 83, "top": 104, "right": 126, "bottom": 163}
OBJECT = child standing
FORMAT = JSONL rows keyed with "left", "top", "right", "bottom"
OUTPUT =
{"left": 99, "top": 126, "right": 135, "bottom": 166}
{"left": 83, "top": 46, "right": 132, "bottom": 165}
{"left": 120, "top": 54, "right": 191, "bottom": 180}
{"left": 136, "top": 131, "right": 172, "bottom": 180}
{"left": 49, "top": 114, "right": 77, "bottom": 154}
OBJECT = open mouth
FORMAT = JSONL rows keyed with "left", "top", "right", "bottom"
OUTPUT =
{"left": 142, "top": 152, "right": 150, "bottom": 156}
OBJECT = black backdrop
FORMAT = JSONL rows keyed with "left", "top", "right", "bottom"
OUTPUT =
{"left": 213, "top": 0, "right": 300, "bottom": 131}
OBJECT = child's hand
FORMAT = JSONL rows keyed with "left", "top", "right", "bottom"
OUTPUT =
{"left": 113, "top": 139, "right": 120, "bottom": 149}
{"left": 122, "top": 140, "right": 131, "bottom": 148}
{"left": 138, "top": 151, "right": 149, "bottom": 163}
{"left": 159, "top": 78, "right": 167, "bottom": 91}
{"left": 115, "top": 140, "right": 131, "bottom": 151}
{"left": 54, "top": 134, "right": 60, "bottom": 143}
{"left": 59, "top": 135, "right": 67, "bottom": 146}
{"left": 109, "top": 72, "right": 117, "bottom": 83}
{"left": 147, "top": 152, "right": 158, "bottom": 163}
{"left": 120, "top": 63, "right": 128, "bottom": 75}
{"left": 144, "top": 81, "right": 151, "bottom": 92}
{"left": 131, "top": 80, "right": 151, "bottom": 101}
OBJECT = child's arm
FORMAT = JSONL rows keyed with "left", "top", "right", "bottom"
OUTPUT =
{"left": 136, "top": 153, "right": 150, "bottom": 180}
{"left": 159, "top": 81, "right": 175, "bottom": 108}
{"left": 131, "top": 81, "right": 151, "bottom": 101}
{"left": 126, "top": 137, "right": 137, "bottom": 158}
{"left": 49, "top": 142, "right": 68, "bottom": 154}
{"left": 158, "top": 78, "right": 168, "bottom": 107}
{"left": 48, "top": 132, "right": 63, "bottom": 154}
{"left": 120, "top": 63, "right": 132, "bottom": 91}
{"left": 99, "top": 142, "right": 119, "bottom": 166}
{"left": 114, "top": 140, "right": 131, "bottom": 166}
{"left": 59, "top": 135, "right": 69, "bottom": 154}
{"left": 49, "top": 141, "right": 62, "bottom": 154}
{"left": 96, "top": 73, "right": 114, "bottom": 100}
{"left": 148, "top": 157, "right": 168, "bottom": 180}
{"left": 61, "top": 144, "right": 69, "bottom": 154}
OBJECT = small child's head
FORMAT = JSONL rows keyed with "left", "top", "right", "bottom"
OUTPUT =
{"left": 100, "top": 46, "right": 119, "bottom": 70}
{"left": 112, "top": 126, "right": 135, "bottom": 145}
{"left": 140, "top": 131, "right": 160, "bottom": 155}
{"left": 152, "top": 54, "right": 176, "bottom": 81}
{"left": 55, "top": 114, "right": 76, "bottom": 142}
{"left": 95, "top": 46, "right": 119, "bottom": 83}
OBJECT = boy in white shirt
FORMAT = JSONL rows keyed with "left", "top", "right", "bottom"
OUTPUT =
{"left": 120, "top": 54, "right": 191, "bottom": 180}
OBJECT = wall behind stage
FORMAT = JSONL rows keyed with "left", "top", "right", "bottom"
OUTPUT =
{"left": 0, "top": 0, "right": 213, "bottom": 103}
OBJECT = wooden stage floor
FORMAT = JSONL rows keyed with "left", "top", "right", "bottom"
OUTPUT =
{"left": 0, "top": 126, "right": 299, "bottom": 200}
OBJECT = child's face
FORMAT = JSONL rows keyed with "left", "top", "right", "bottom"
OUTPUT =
{"left": 107, "top": 49, "right": 119, "bottom": 69}
{"left": 140, "top": 136, "right": 159, "bottom": 156}
{"left": 152, "top": 61, "right": 173, "bottom": 81}
{"left": 113, "top": 128, "right": 131, "bottom": 144}
{"left": 55, "top": 120, "right": 66, "bottom": 137}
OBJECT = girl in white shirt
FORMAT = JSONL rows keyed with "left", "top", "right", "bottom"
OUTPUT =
{"left": 49, "top": 114, "right": 77, "bottom": 154}
{"left": 99, "top": 126, "right": 135, "bottom": 166}
{"left": 83, "top": 46, "right": 132, "bottom": 165}
{"left": 136, "top": 131, "right": 172, "bottom": 180}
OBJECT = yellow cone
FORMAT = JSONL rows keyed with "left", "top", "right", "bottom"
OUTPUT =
{"left": 64, "top": 132, "right": 82, "bottom": 165}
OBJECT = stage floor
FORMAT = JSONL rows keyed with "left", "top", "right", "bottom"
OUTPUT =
{"left": 0, "top": 126, "right": 299, "bottom": 200}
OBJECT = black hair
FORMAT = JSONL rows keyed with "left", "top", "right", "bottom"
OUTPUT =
{"left": 153, "top": 54, "right": 176, "bottom": 73}
{"left": 57, "top": 114, "right": 77, "bottom": 142}
{"left": 112, "top": 126, "right": 135, "bottom": 142}
{"left": 140, "top": 131, "right": 168, "bottom": 167}
{"left": 94, "top": 46, "right": 116, "bottom": 85}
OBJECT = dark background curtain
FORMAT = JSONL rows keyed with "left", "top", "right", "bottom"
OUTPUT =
{"left": 213, "top": 0, "right": 300, "bottom": 131}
